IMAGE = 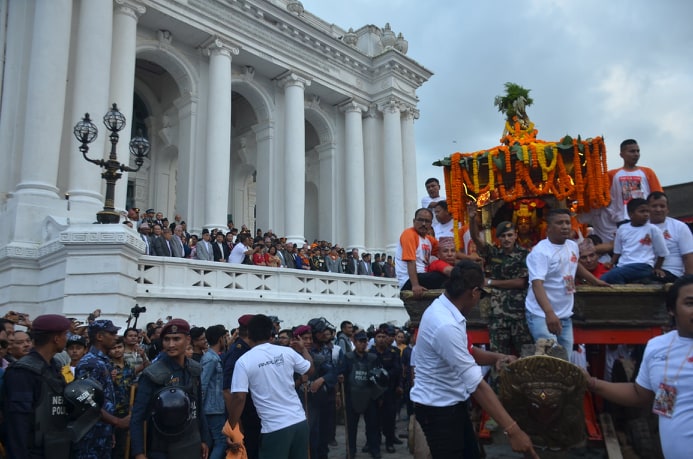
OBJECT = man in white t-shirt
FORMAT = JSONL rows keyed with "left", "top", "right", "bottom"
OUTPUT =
{"left": 421, "top": 177, "right": 445, "bottom": 224}
{"left": 647, "top": 191, "right": 693, "bottom": 282}
{"left": 227, "top": 314, "right": 314, "bottom": 459}
{"left": 228, "top": 234, "right": 253, "bottom": 264}
{"left": 395, "top": 208, "right": 442, "bottom": 298}
{"left": 587, "top": 275, "right": 693, "bottom": 459}
{"left": 432, "top": 200, "right": 457, "bottom": 245}
{"left": 525, "top": 209, "right": 607, "bottom": 352}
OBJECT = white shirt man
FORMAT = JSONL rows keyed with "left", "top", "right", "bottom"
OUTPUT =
{"left": 229, "top": 235, "right": 252, "bottom": 264}
{"left": 648, "top": 192, "right": 693, "bottom": 279}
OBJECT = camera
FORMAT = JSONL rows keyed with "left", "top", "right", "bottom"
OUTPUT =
{"left": 131, "top": 304, "right": 147, "bottom": 317}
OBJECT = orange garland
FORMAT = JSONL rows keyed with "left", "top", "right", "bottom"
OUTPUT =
{"left": 442, "top": 122, "right": 609, "bottom": 216}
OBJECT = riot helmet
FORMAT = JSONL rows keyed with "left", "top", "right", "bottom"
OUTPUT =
{"left": 64, "top": 377, "right": 104, "bottom": 442}
{"left": 369, "top": 367, "right": 389, "bottom": 389}
{"left": 151, "top": 387, "right": 192, "bottom": 436}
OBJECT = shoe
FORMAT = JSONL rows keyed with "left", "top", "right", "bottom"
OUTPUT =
{"left": 371, "top": 453, "right": 382, "bottom": 459}
{"left": 386, "top": 445, "right": 396, "bottom": 453}
{"left": 392, "top": 437, "right": 403, "bottom": 445}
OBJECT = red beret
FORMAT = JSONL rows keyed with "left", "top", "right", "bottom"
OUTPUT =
{"left": 160, "top": 318, "right": 190, "bottom": 337}
{"left": 32, "top": 314, "right": 71, "bottom": 333}
{"left": 293, "top": 325, "right": 312, "bottom": 337}
{"left": 238, "top": 314, "right": 254, "bottom": 327}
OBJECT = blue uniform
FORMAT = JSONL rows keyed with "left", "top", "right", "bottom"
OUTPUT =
{"left": 73, "top": 346, "right": 117, "bottom": 459}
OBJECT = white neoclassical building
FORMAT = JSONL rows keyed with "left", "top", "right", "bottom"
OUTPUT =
{"left": 0, "top": 0, "right": 430, "bottom": 326}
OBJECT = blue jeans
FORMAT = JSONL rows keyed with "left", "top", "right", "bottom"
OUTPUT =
{"left": 600, "top": 262, "right": 652, "bottom": 284}
{"left": 526, "top": 310, "right": 574, "bottom": 352}
{"left": 206, "top": 413, "right": 227, "bottom": 459}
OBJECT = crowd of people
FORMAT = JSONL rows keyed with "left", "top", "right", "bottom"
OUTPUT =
{"left": 392, "top": 139, "right": 693, "bottom": 457}
{"left": 127, "top": 209, "right": 398, "bottom": 277}
{"left": 0, "top": 309, "right": 423, "bottom": 459}
{"left": 1, "top": 138, "right": 692, "bottom": 459}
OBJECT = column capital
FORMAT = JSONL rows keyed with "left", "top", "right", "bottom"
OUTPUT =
{"left": 377, "top": 96, "right": 404, "bottom": 114}
{"left": 114, "top": 0, "right": 146, "bottom": 19}
{"left": 339, "top": 99, "right": 367, "bottom": 114}
{"left": 402, "top": 106, "right": 420, "bottom": 121}
{"left": 201, "top": 36, "right": 240, "bottom": 59}
{"left": 277, "top": 71, "right": 311, "bottom": 90}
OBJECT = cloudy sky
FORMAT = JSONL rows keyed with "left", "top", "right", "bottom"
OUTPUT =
{"left": 302, "top": 0, "right": 693, "bottom": 198}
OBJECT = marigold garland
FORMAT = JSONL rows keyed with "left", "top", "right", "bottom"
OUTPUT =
{"left": 441, "top": 121, "right": 608, "bottom": 215}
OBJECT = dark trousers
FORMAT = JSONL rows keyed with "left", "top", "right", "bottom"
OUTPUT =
{"left": 346, "top": 401, "right": 380, "bottom": 457}
{"left": 414, "top": 401, "right": 480, "bottom": 459}
{"left": 377, "top": 390, "right": 398, "bottom": 446}
{"left": 401, "top": 272, "right": 446, "bottom": 290}
{"left": 308, "top": 389, "right": 330, "bottom": 459}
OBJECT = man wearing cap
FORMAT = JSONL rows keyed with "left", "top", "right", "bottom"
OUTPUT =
{"left": 196, "top": 229, "right": 214, "bottom": 261}
{"left": 306, "top": 317, "right": 344, "bottom": 459}
{"left": 222, "top": 314, "right": 261, "bottom": 459}
{"left": 130, "top": 318, "right": 210, "bottom": 459}
{"left": 3, "top": 314, "right": 73, "bottom": 458}
{"left": 227, "top": 315, "right": 314, "bottom": 459}
{"left": 411, "top": 261, "right": 538, "bottom": 458}
{"left": 370, "top": 325, "right": 403, "bottom": 453}
{"left": 268, "top": 315, "right": 282, "bottom": 335}
{"left": 344, "top": 330, "right": 381, "bottom": 459}
{"left": 468, "top": 204, "right": 533, "bottom": 356}
{"left": 73, "top": 319, "right": 129, "bottom": 459}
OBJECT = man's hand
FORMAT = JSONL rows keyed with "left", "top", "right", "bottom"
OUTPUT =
{"left": 310, "top": 378, "right": 324, "bottom": 393}
{"left": 200, "top": 442, "right": 209, "bottom": 459}
{"left": 495, "top": 354, "right": 517, "bottom": 372}
{"left": 507, "top": 426, "right": 539, "bottom": 458}
{"left": 592, "top": 278, "right": 610, "bottom": 287}
{"left": 545, "top": 310, "right": 562, "bottom": 336}
{"left": 117, "top": 414, "right": 131, "bottom": 430}
{"left": 411, "top": 284, "right": 427, "bottom": 299}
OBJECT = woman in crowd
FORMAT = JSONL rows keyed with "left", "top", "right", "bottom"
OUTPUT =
{"left": 265, "top": 245, "right": 282, "bottom": 267}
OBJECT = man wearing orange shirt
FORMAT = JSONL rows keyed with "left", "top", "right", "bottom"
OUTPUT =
{"left": 395, "top": 208, "right": 443, "bottom": 299}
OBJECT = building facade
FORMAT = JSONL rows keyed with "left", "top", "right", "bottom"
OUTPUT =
{"left": 0, "top": 0, "right": 429, "bottom": 324}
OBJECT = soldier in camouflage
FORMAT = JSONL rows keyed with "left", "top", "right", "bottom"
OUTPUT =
{"left": 469, "top": 204, "right": 533, "bottom": 356}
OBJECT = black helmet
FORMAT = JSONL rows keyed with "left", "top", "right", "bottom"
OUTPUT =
{"left": 64, "top": 377, "right": 104, "bottom": 442}
{"left": 308, "top": 317, "right": 334, "bottom": 334}
{"left": 369, "top": 367, "right": 390, "bottom": 389}
{"left": 151, "top": 387, "right": 192, "bottom": 436}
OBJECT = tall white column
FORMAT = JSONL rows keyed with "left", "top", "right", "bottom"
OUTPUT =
{"left": 317, "top": 143, "right": 336, "bottom": 242}
{"left": 203, "top": 38, "right": 238, "bottom": 230}
{"left": 111, "top": 0, "right": 146, "bottom": 211}
{"left": 253, "top": 121, "right": 275, "bottom": 233}
{"left": 362, "top": 105, "right": 381, "bottom": 251}
{"left": 401, "top": 106, "right": 420, "bottom": 218}
{"left": 341, "top": 101, "right": 366, "bottom": 252}
{"left": 15, "top": 0, "right": 73, "bottom": 198}
{"left": 279, "top": 73, "right": 310, "bottom": 246}
{"left": 66, "top": 0, "right": 114, "bottom": 217}
{"left": 381, "top": 98, "right": 405, "bottom": 252}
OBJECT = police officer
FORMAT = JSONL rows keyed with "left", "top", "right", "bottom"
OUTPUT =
{"left": 222, "top": 314, "right": 261, "bottom": 459}
{"left": 344, "top": 330, "right": 382, "bottom": 459}
{"left": 370, "top": 325, "right": 403, "bottom": 453}
{"left": 307, "top": 317, "right": 344, "bottom": 459}
{"left": 130, "top": 318, "right": 210, "bottom": 459}
{"left": 74, "top": 319, "right": 129, "bottom": 459}
{"left": 2, "top": 314, "right": 72, "bottom": 458}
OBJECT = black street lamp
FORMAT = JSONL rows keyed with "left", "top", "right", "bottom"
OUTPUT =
{"left": 73, "top": 103, "right": 150, "bottom": 224}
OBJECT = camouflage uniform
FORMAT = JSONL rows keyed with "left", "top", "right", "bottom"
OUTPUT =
{"left": 478, "top": 243, "right": 533, "bottom": 356}
{"left": 73, "top": 347, "right": 117, "bottom": 459}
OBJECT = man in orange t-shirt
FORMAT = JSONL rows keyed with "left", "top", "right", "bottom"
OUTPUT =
{"left": 395, "top": 208, "right": 443, "bottom": 298}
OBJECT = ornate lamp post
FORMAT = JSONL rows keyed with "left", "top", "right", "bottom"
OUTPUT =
{"left": 73, "top": 103, "right": 150, "bottom": 224}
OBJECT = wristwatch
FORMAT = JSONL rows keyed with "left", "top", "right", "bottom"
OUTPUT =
{"left": 486, "top": 279, "right": 492, "bottom": 287}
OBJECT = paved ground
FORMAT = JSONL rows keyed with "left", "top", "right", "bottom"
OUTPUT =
{"left": 332, "top": 415, "right": 609, "bottom": 459}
